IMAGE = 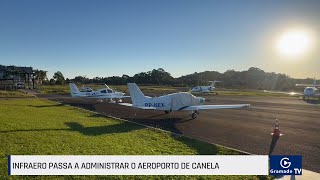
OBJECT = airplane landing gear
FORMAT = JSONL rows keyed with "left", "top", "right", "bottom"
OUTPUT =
{"left": 191, "top": 112, "right": 197, "bottom": 119}
{"left": 191, "top": 110, "right": 199, "bottom": 119}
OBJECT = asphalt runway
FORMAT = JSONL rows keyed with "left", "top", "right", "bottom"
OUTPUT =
{"left": 39, "top": 94, "right": 320, "bottom": 172}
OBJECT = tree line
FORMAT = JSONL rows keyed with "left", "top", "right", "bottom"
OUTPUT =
{"left": 38, "top": 67, "right": 316, "bottom": 91}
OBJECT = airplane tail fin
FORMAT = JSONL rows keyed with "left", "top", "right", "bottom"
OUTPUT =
{"left": 69, "top": 83, "right": 80, "bottom": 97}
{"left": 104, "top": 84, "right": 110, "bottom": 89}
{"left": 209, "top": 80, "right": 221, "bottom": 87}
{"left": 127, "top": 83, "right": 146, "bottom": 105}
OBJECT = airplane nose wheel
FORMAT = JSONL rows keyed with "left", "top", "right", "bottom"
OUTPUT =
{"left": 191, "top": 110, "right": 200, "bottom": 119}
{"left": 191, "top": 112, "right": 197, "bottom": 119}
{"left": 191, "top": 110, "right": 199, "bottom": 119}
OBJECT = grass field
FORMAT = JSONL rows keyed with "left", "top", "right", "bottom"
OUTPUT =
{"left": 0, "top": 90, "right": 32, "bottom": 98}
{"left": 0, "top": 98, "right": 269, "bottom": 179}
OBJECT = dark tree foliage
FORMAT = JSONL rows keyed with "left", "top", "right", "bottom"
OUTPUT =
{"left": 65, "top": 67, "right": 313, "bottom": 91}
{"left": 53, "top": 71, "right": 65, "bottom": 85}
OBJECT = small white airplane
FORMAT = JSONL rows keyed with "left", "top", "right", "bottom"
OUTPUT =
{"left": 264, "top": 78, "right": 320, "bottom": 100}
{"left": 296, "top": 78, "right": 320, "bottom": 100}
{"left": 120, "top": 83, "right": 250, "bottom": 119}
{"left": 191, "top": 81, "right": 221, "bottom": 93}
{"left": 69, "top": 83, "right": 129, "bottom": 103}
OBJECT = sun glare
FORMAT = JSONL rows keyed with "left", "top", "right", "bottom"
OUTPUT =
{"left": 276, "top": 30, "right": 312, "bottom": 58}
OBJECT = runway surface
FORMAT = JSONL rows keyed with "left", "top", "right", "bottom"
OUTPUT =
{"left": 39, "top": 94, "right": 320, "bottom": 172}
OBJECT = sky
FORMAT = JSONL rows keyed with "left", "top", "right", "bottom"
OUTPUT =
{"left": 0, "top": 0, "right": 319, "bottom": 79}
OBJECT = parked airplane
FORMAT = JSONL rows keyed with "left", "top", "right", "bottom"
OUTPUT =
{"left": 296, "top": 78, "right": 320, "bottom": 100}
{"left": 69, "top": 83, "right": 129, "bottom": 103}
{"left": 120, "top": 83, "right": 250, "bottom": 119}
{"left": 264, "top": 78, "right": 320, "bottom": 100}
{"left": 191, "top": 81, "right": 221, "bottom": 93}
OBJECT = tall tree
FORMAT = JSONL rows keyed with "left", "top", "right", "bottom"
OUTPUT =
{"left": 34, "top": 70, "right": 47, "bottom": 85}
{"left": 53, "top": 71, "right": 65, "bottom": 85}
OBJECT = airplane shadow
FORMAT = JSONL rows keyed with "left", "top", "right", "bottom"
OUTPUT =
{"left": 304, "top": 99, "right": 320, "bottom": 104}
{"left": 0, "top": 122, "right": 143, "bottom": 136}
{"left": 130, "top": 114, "right": 221, "bottom": 154}
{"left": 64, "top": 122, "right": 144, "bottom": 136}
{"left": 175, "top": 116, "right": 195, "bottom": 123}
{"left": 131, "top": 117, "right": 184, "bottom": 134}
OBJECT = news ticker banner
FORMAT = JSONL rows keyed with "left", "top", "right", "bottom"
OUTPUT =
{"left": 9, "top": 155, "right": 268, "bottom": 175}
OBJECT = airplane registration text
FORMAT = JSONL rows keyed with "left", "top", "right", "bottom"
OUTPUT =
{"left": 145, "top": 103, "right": 165, "bottom": 107}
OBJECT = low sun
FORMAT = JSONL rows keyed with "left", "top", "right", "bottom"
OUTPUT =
{"left": 276, "top": 30, "right": 312, "bottom": 58}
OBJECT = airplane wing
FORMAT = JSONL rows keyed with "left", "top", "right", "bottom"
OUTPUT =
{"left": 118, "top": 103, "right": 133, "bottom": 107}
{"left": 118, "top": 103, "right": 156, "bottom": 110}
{"left": 263, "top": 90, "right": 303, "bottom": 96}
{"left": 296, "top": 84, "right": 320, "bottom": 88}
{"left": 107, "top": 95, "right": 130, "bottom": 99}
{"left": 296, "top": 84, "right": 313, "bottom": 87}
{"left": 84, "top": 95, "right": 130, "bottom": 99}
{"left": 182, "top": 104, "right": 250, "bottom": 111}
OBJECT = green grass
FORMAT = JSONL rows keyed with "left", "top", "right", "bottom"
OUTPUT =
{"left": 0, "top": 90, "right": 32, "bottom": 98}
{"left": 37, "top": 85, "right": 70, "bottom": 94}
{"left": 0, "top": 98, "right": 268, "bottom": 179}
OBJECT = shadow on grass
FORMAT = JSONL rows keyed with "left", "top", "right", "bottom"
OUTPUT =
{"left": 28, "top": 104, "right": 64, "bottom": 108}
{"left": 0, "top": 122, "right": 143, "bottom": 136}
{"left": 64, "top": 122, "right": 144, "bottom": 136}
{"left": 28, "top": 101, "right": 98, "bottom": 111}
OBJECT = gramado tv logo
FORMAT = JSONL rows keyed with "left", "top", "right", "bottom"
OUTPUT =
{"left": 269, "top": 155, "right": 302, "bottom": 175}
